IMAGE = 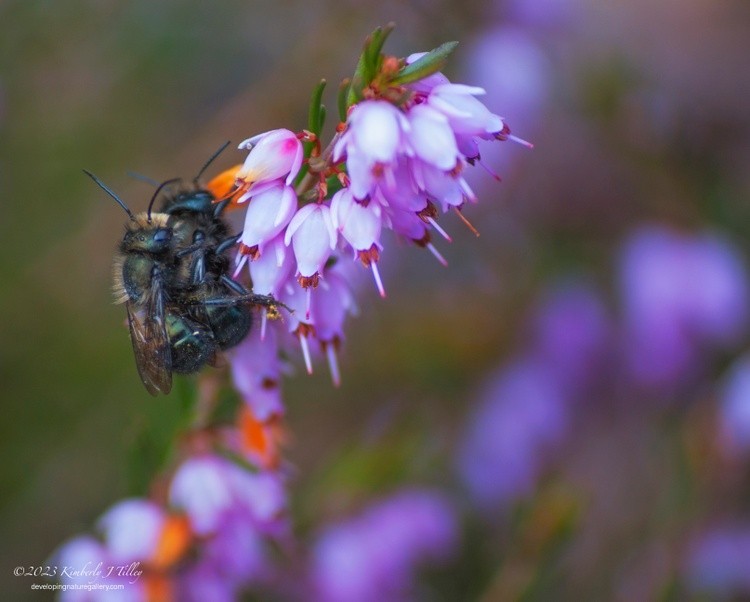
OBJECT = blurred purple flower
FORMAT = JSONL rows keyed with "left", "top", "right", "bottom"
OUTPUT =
{"left": 528, "top": 281, "right": 611, "bottom": 396}
{"left": 457, "top": 358, "right": 568, "bottom": 509}
{"left": 685, "top": 525, "right": 750, "bottom": 596}
{"left": 504, "top": 0, "right": 581, "bottom": 30}
{"left": 619, "top": 225, "right": 749, "bottom": 391}
{"left": 97, "top": 499, "right": 165, "bottom": 564}
{"left": 463, "top": 26, "right": 550, "bottom": 181}
{"left": 169, "top": 455, "right": 286, "bottom": 538}
{"left": 310, "top": 489, "right": 458, "bottom": 602}
{"left": 176, "top": 510, "right": 271, "bottom": 602}
{"left": 230, "top": 325, "right": 284, "bottom": 421}
{"left": 719, "top": 355, "right": 750, "bottom": 456}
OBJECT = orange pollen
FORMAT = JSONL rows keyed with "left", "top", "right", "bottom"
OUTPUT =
{"left": 238, "top": 406, "right": 284, "bottom": 470}
{"left": 206, "top": 164, "right": 244, "bottom": 206}
{"left": 261, "top": 377, "right": 278, "bottom": 390}
{"left": 144, "top": 575, "right": 173, "bottom": 602}
{"left": 371, "top": 163, "right": 385, "bottom": 178}
{"left": 151, "top": 515, "right": 192, "bottom": 570}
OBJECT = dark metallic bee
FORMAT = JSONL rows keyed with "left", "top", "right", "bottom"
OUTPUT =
{"left": 85, "top": 147, "right": 279, "bottom": 395}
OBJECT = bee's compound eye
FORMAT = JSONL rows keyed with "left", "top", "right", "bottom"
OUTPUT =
{"left": 154, "top": 228, "right": 171, "bottom": 244}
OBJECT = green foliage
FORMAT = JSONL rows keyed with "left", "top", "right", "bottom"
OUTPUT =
{"left": 391, "top": 41, "right": 459, "bottom": 86}
{"left": 125, "top": 377, "right": 196, "bottom": 495}
{"left": 346, "top": 23, "right": 394, "bottom": 106}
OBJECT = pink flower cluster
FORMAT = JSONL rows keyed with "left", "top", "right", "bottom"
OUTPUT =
{"left": 54, "top": 452, "right": 287, "bottom": 601}
{"left": 227, "top": 55, "right": 528, "bottom": 404}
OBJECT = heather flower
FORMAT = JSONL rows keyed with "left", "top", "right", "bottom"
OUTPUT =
{"left": 230, "top": 325, "right": 284, "bottom": 420}
{"left": 718, "top": 355, "right": 750, "bottom": 456}
{"left": 309, "top": 269, "right": 357, "bottom": 385}
{"left": 169, "top": 455, "right": 286, "bottom": 537}
{"left": 310, "top": 489, "right": 458, "bottom": 602}
{"left": 406, "top": 104, "right": 461, "bottom": 171}
{"left": 411, "top": 160, "right": 476, "bottom": 212}
{"left": 619, "top": 225, "right": 749, "bottom": 391}
{"left": 245, "top": 234, "right": 296, "bottom": 307}
{"left": 236, "top": 182, "right": 297, "bottom": 259}
{"left": 235, "top": 128, "right": 303, "bottom": 197}
{"left": 427, "top": 83, "right": 506, "bottom": 139}
{"left": 178, "top": 511, "right": 269, "bottom": 600}
{"left": 684, "top": 525, "right": 750, "bottom": 596}
{"left": 457, "top": 358, "right": 568, "bottom": 508}
{"left": 284, "top": 203, "right": 337, "bottom": 286}
{"left": 97, "top": 499, "right": 166, "bottom": 564}
{"left": 330, "top": 188, "right": 384, "bottom": 258}
{"left": 528, "top": 281, "right": 611, "bottom": 395}
{"left": 279, "top": 279, "right": 318, "bottom": 374}
{"left": 465, "top": 27, "right": 551, "bottom": 137}
{"left": 333, "top": 100, "right": 408, "bottom": 173}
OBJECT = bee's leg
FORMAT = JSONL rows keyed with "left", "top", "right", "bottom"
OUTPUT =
{"left": 175, "top": 241, "right": 204, "bottom": 258}
{"left": 216, "top": 234, "right": 241, "bottom": 255}
{"left": 212, "top": 198, "right": 231, "bottom": 218}
{"left": 220, "top": 274, "right": 251, "bottom": 295}
{"left": 200, "top": 285, "right": 289, "bottom": 313}
{"left": 199, "top": 295, "right": 280, "bottom": 308}
{"left": 219, "top": 275, "right": 285, "bottom": 310}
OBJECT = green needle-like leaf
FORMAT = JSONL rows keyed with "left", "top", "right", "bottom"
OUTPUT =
{"left": 391, "top": 40, "right": 458, "bottom": 86}
{"left": 308, "top": 79, "right": 327, "bottom": 136}
{"left": 338, "top": 78, "right": 351, "bottom": 122}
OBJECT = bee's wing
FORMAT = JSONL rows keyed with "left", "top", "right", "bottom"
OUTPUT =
{"left": 126, "top": 298, "right": 172, "bottom": 396}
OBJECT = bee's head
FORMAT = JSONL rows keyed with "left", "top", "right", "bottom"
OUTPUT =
{"left": 123, "top": 213, "right": 173, "bottom": 254}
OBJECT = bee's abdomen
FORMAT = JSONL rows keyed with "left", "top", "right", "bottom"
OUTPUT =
{"left": 207, "top": 305, "right": 253, "bottom": 350}
{"left": 166, "top": 314, "right": 216, "bottom": 373}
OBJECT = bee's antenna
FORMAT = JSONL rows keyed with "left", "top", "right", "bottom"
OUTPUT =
{"left": 147, "top": 177, "right": 182, "bottom": 223}
{"left": 194, "top": 141, "right": 231, "bottom": 184}
{"left": 83, "top": 169, "right": 136, "bottom": 221}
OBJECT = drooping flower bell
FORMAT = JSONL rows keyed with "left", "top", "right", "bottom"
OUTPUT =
{"left": 235, "top": 128, "right": 304, "bottom": 199}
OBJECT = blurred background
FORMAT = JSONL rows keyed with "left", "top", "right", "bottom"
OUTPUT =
{"left": 2, "top": 0, "right": 750, "bottom": 600}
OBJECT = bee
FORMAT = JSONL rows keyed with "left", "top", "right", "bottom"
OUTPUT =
{"left": 85, "top": 148, "right": 279, "bottom": 395}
